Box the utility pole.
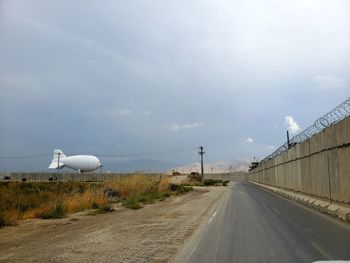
[198,146,205,182]
[229,165,232,174]
[287,130,291,149]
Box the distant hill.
[101,158,180,173]
[168,160,250,174]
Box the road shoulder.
[0,186,230,263]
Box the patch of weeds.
[0,214,5,228]
[161,192,171,198]
[168,183,178,192]
[70,218,79,221]
[203,179,223,186]
[168,184,193,194]
[98,204,114,213]
[158,192,171,201]
[138,193,158,204]
[92,202,99,209]
[122,197,141,209]
[40,202,66,219]
[176,185,193,194]
[223,181,229,186]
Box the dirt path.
[0,186,228,263]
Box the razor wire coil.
[260,97,350,164]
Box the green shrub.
[203,179,223,186]
[0,214,5,228]
[92,202,99,209]
[98,204,113,213]
[161,192,171,198]
[122,197,141,209]
[168,184,193,194]
[168,183,177,191]
[137,193,157,204]
[175,185,193,194]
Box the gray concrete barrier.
[0,172,164,182]
[249,116,350,204]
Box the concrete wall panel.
[249,116,350,204]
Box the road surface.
[175,182,350,263]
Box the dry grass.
[105,175,169,196]
[0,182,109,226]
[63,187,108,214]
[0,175,172,227]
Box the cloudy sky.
[0,0,349,171]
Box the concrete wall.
[204,172,247,181]
[249,116,350,204]
[0,172,163,182]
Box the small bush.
[137,193,157,204]
[40,202,65,219]
[178,186,193,194]
[168,184,193,194]
[168,183,177,191]
[223,181,229,186]
[203,179,223,186]
[189,173,202,182]
[122,197,141,209]
[161,192,171,198]
[98,204,113,213]
[92,202,99,209]
[0,214,5,228]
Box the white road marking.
[186,242,199,262]
[311,242,331,259]
[208,211,217,222]
[273,207,281,215]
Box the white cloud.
[182,123,204,129]
[107,108,133,116]
[266,145,275,150]
[143,111,152,115]
[285,116,302,134]
[163,124,180,131]
[163,122,204,131]
[118,108,132,115]
[245,137,254,143]
[313,75,346,90]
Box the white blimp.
[48,149,102,173]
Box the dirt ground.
[0,186,228,263]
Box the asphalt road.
[176,182,350,263]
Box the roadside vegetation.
[182,174,229,187]
[110,175,192,209]
[203,179,229,186]
[0,181,108,227]
[0,174,193,227]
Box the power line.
[0,154,50,160]
[98,147,196,158]
[0,147,196,160]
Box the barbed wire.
[260,97,350,163]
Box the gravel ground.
[0,186,228,263]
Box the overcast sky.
[0,0,349,171]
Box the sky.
[0,0,349,171]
